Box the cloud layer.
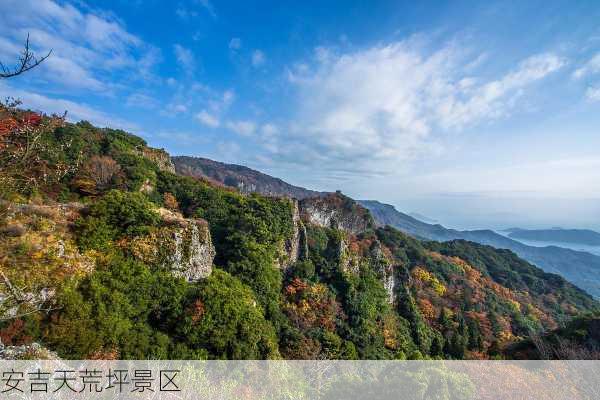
[273,40,564,176]
[0,0,159,94]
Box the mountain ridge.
[173,156,325,200]
[505,227,600,246]
[171,155,600,299]
[359,200,600,298]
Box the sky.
[1,0,599,230]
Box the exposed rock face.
[300,192,374,235]
[139,178,154,194]
[140,147,176,173]
[282,200,308,269]
[337,237,359,275]
[130,209,215,281]
[369,240,398,304]
[0,341,59,360]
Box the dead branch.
[0,34,52,79]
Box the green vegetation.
[75,190,160,251]
[0,103,597,360]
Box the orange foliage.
[466,311,493,339]
[418,298,436,322]
[187,299,205,324]
[87,347,120,360]
[0,318,32,345]
[163,192,179,211]
[284,278,342,332]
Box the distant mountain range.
[173,155,600,298]
[359,200,600,298]
[172,156,323,199]
[505,227,600,246]
[408,212,438,224]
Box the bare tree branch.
[0,34,52,79]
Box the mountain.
[172,157,600,300]
[172,156,324,199]
[1,103,597,361]
[359,200,600,298]
[506,227,600,246]
[409,212,438,224]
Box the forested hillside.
[0,103,597,360]
[360,200,600,298]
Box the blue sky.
[1,0,600,229]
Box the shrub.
[75,155,122,194]
[176,269,279,359]
[163,192,179,211]
[75,190,159,250]
[45,255,188,359]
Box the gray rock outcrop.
[130,209,215,281]
[299,192,374,235]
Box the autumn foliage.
[284,278,342,332]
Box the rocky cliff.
[140,147,176,174]
[128,208,215,281]
[0,201,94,321]
[281,199,308,269]
[300,192,375,235]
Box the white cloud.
[175,5,198,20]
[195,110,220,128]
[252,50,265,67]
[573,53,600,79]
[165,103,188,114]
[229,38,242,50]
[314,46,331,63]
[226,120,256,136]
[261,123,279,137]
[436,53,565,128]
[175,0,215,19]
[222,89,235,105]
[0,0,159,92]
[126,93,159,109]
[216,141,241,161]
[586,86,600,101]
[43,55,106,91]
[197,0,216,18]
[173,44,196,74]
[283,40,564,175]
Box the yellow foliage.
[508,299,521,313]
[412,266,446,296]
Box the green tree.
[175,269,279,359]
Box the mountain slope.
[172,157,600,300]
[506,227,600,246]
[359,200,600,298]
[173,156,324,199]
[1,103,597,360]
